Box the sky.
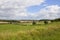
[0,0,60,20]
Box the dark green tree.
[32,20,36,25]
[44,21,48,24]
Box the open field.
[0,21,60,40]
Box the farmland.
[0,21,60,40]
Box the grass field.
[0,21,60,40]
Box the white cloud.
[36,5,60,19]
[0,0,60,20]
[45,5,60,13]
[16,13,28,17]
[0,0,45,8]
[24,5,60,20]
[0,0,45,20]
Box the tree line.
[0,18,60,24]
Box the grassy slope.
[0,22,60,40]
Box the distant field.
[0,21,45,32]
[0,21,60,40]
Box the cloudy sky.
[0,0,60,20]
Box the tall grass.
[0,22,60,40]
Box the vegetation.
[32,20,36,25]
[0,21,60,40]
[44,21,48,24]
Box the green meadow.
[0,21,60,40]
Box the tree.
[32,20,36,25]
[44,21,48,24]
